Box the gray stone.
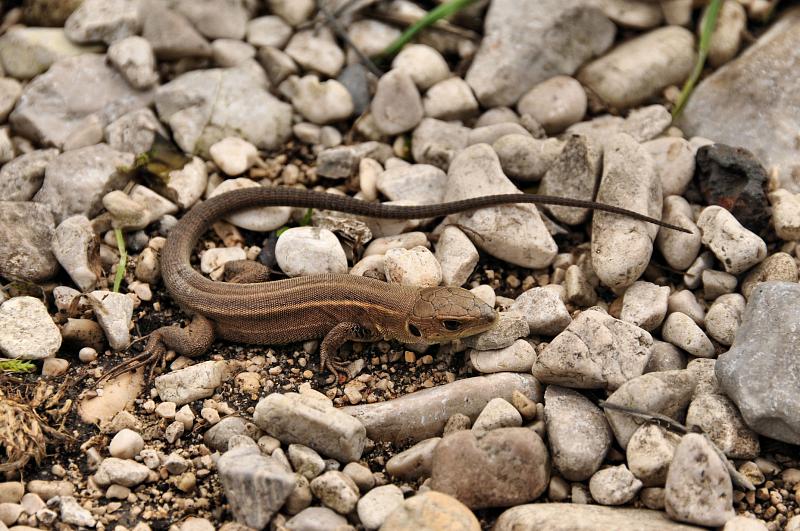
[93,457,150,487]
[620,281,669,332]
[533,309,653,391]
[493,134,563,182]
[10,54,153,149]
[141,1,211,59]
[203,416,259,452]
[254,392,366,463]
[0,78,21,122]
[51,495,95,527]
[538,134,601,225]
[385,438,440,481]
[466,0,615,107]
[0,201,58,282]
[544,385,611,481]
[589,465,642,506]
[678,8,800,191]
[0,296,62,360]
[155,361,229,406]
[423,77,479,121]
[246,16,292,48]
[218,446,296,529]
[0,27,99,80]
[371,69,424,135]
[64,0,141,44]
[357,484,404,530]
[88,290,134,351]
[285,28,344,78]
[494,503,703,530]
[626,424,681,487]
[716,281,800,444]
[107,36,158,89]
[343,373,542,445]
[105,108,166,155]
[52,215,100,292]
[392,44,450,90]
[686,393,759,459]
[463,312,529,351]
[377,164,446,204]
[411,118,469,171]
[467,123,530,147]
[282,75,354,125]
[509,287,571,336]
[211,39,255,68]
[469,339,536,374]
[286,507,348,531]
[175,0,249,40]
[156,65,292,156]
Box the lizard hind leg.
[320,322,379,383]
[98,314,216,384]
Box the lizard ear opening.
[407,323,422,337]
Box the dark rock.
[337,63,371,116]
[695,144,769,236]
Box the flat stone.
[0,201,58,282]
[88,290,134,351]
[465,0,615,107]
[381,491,480,531]
[285,507,347,531]
[10,54,152,149]
[495,503,704,530]
[686,393,759,459]
[469,339,536,374]
[93,457,150,487]
[342,373,542,445]
[678,8,800,191]
[430,427,549,509]
[544,385,612,481]
[0,296,62,360]
[254,392,366,463]
[626,424,681,487]
[385,438,440,481]
[155,361,229,406]
[538,134,601,224]
[715,282,800,444]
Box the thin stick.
[113,228,127,293]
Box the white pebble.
[697,206,767,275]
[517,75,586,134]
[384,246,442,288]
[276,227,348,277]
[209,137,258,176]
[391,44,450,90]
[620,281,670,331]
[662,312,715,358]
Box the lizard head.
[403,286,497,343]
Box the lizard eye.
[443,320,462,331]
[408,323,422,337]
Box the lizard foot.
[97,333,167,385]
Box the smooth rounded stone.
[467,125,529,151]
[544,385,612,481]
[516,76,586,134]
[667,289,705,326]
[217,446,296,529]
[475,107,520,127]
[591,134,661,289]
[662,312,715,358]
[702,269,737,300]
[411,118,469,170]
[620,282,669,332]
[155,66,291,155]
[705,0,746,67]
[445,144,557,268]
[656,196,702,271]
[665,433,735,527]
[0,502,23,525]
[41,357,68,377]
[372,69,424,136]
[741,252,798,299]
[255,392,366,463]
[0,78,22,122]
[0,149,58,202]
[697,206,766,275]
[391,44,450,90]
[364,233,428,258]
[705,294,745,347]
[87,290,133,351]
[463,312,529,351]
[107,36,157,89]
[644,341,687,373]
[716,282,800,444]
[537,135,601,225]
[471,398,523,435]
[470,285,496,308]
[465,0,614,107]
[494,503,701,531]
[0,296,61,360]
[284,27,343,77]
[686,393,759,459]
[469,340,536,374]
[286,506,348,531]
[108,429,144,460]
[430,427,549,509]
[492,134,563,182]
[246,15,291,48]
[309,471,359,515]
[687,358,721,398]
[383,246,442,288]
[64,0,140,44]
[723,516,769,531]
[287,444,325,481]
[276,227,348,277]
[0,483,23,504]
[604,370,696,449]
[422,77,479,121]
[266,0,313,26]
[343,373,542,444]
[381,491,479,531]
[209,179,292,232]
[434,226,479,288]
[155,360,228,407]
[385,438,440,481]
[508,287,571,336]
[533,309,653,391]
[640,486,666,510]
[0,201,58,282]
[93,457,150,488]
[282,75,354,126]
[33,143,133,224]
[626,424,681,487]
[0,26,98,80]
[644,137,695,197]
[211,38,255,67]
[350,255,386,280]
[342,462,374,493]
[768,189,800,240]
[357,484,403,530]
[209,137,258,176]
[578,26,695,109]
[597,0,662,28]
[345,20,400,64]
[377,164,446,204]
[589,465,642,506]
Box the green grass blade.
[0,360,36,374]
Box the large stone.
[0,149,60,202]
[0,201,58,282]
[495,504,703,530]
[64,0,142,44]
[430,428,549,509]
[715,281,800,444]
[678,8,800,191]
[342,373,542,445]
[0,27,100,80]
[0,296,62,360]
[155,65,292,156]
[10,54,153,149]
[465,0,615,107]
[380,492,480,531]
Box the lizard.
[105,187,688,383]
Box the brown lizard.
[107,187,687,382]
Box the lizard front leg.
[320,322,379,382]
[222,260,271,283]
